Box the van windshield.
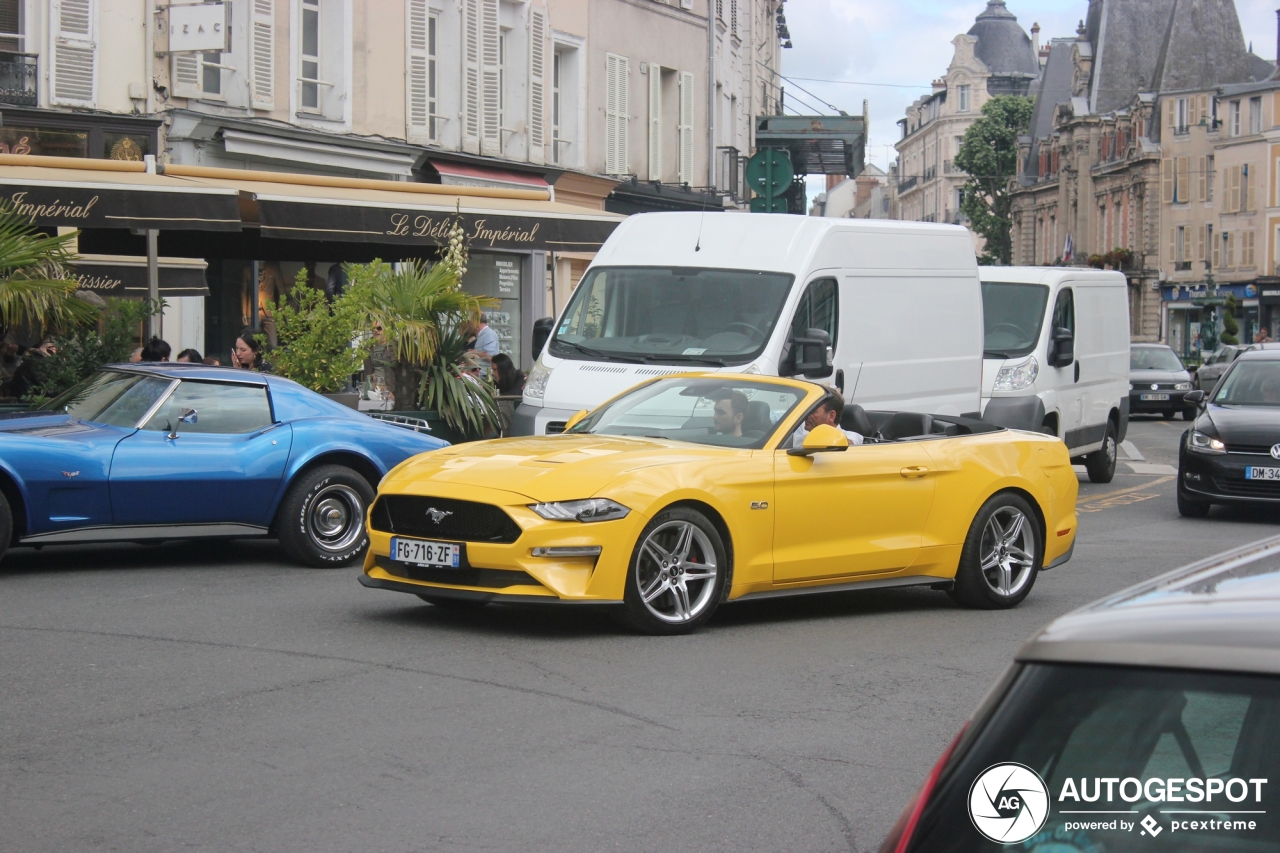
[981,282,1050,359]
[549,267,794,366]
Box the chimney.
[1031,22,1040,56]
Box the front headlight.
[1175,382,1193,391]
[993,357,1039,392]
[530,498,631,523]
[524,358,552,399]
[1189,430,1226,454]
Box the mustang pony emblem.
[425,507,453,524]
[61,471,80,478]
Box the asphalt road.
[2,417,1277,853]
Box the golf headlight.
[525,358,552,399]
[1189,430,1226,453]
[1175,382,1193,391]
[530,498,630,523]
[993,357,1039,392]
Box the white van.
[514,213,984,436]
[979,267,1130,482]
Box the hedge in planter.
[261,276,370,394]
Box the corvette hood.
[388,434,735,502]
[0,412,107,437]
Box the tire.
[619,507,728,635]
[277,465,375,567]
[417,594,489,610]
[1177,486,1211,518]
[1161,410,1176,420]
[1040,419,1057,437]
[1085,421,1118,484]
[949,493,1042,610]
[0,490,11,563]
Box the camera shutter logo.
[968,763,1050,844]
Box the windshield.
[981,282,1050,359]
[1214,361,1280,406]
[549,267,794,366]
[568,377,809,449]
[909,663,1280,852]
[39,370,173,427]
[1131,347,1185,371]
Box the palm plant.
[419,320,501,435]
[0,208,97,333]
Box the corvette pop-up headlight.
[1189,430,1226,453]
[524,358,552,399]
[530,499,630,523]
[993,357,1039,392]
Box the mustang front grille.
[369,495,523,543]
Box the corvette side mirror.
[564,409,589,432]
[167,408,197,440]
[787,423,849,457]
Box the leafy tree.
[954,95,1035,265]
[0,207,97,334]
[260,274,371,393]
[24,299,155,404]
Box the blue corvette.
[0,364,448,566]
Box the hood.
[1129,368,1190,384]
[1201,405,1280,447]
[387,434,739,502]
[0,412,103,437]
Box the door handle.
[1074,361,1080,383]
[900,466,930,479]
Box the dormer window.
[958,84,970,113]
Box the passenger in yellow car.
[711,390,749,437]
[790,386,864,447]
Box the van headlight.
[525,358,552,399]
[1189,430,1226,454]
[993,357,1039,392]
[530,499,630,523]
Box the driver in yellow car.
[711,390,749,437]
[789,386,864,448]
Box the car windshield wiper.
[554,340,645,364]
[641,355,728,366]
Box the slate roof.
[1022,39,1076,186]
[1247,51,1277,82]
[967,0,1040,77]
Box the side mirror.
[1184,390,1206,406]
[792,328,834,379]
[787,423,850,457]
[1049,327,1075,368]
[167,408,197,440]
[564,409,589,432]
[532,317,555,361]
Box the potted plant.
[23,298,154,405]
[259,274,370,406]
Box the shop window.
[0,127,86,157]
[462,253,523,367]
[103,132,150,162]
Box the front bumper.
[1180,447,1280,503]
[1129,390,1191,413]
[358,573,619,605]
[510,404,582,437]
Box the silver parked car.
[880,535,1280,852]
[1196,342,1280,393]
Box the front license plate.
[1140,393,1171,401]
[391,537,461,567]
[1247,467,1280,481]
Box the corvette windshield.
[568,377,808,450]
[1214,361,1280,406]
[981,282,1050,359]
[40,371,173,427]
[550,267,793,366]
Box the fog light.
[1185,472,1202,482]
[531,546,602,558]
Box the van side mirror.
[532,317,555,361]
[792,328,834,379]
[1184,390,1205,407]
[1049,327,1075,368]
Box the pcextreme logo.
[969,763,1050,844]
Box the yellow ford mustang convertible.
[359,375,1079,634]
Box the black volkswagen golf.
[1178,348,1280,517]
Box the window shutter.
[648,64,662,180]
[1230,166,1242,213]
[1162,159,1174,204]
[480,0,501,156]
[1167,228,1175,264]
[51,0,96,107]
[1245,231,1256,266]
[1197,156,1207,201]
[1188,98,1198,127]
[605,53,629,175]
[528,7,547,165]
[1197,225,1205,261]
[172,52,201,99]
[1245,163,1256,212]
[462,0,482,154]
[679,71,695,185]
[406,0,430,143]
[1166,102,1175,129]
[250,0,275,109]
[1199,94,1209,124]
[1176,156,1190,203]
[1227,232,1235,267]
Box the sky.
[782,0,1280,191]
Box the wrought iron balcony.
[0,52,37,107]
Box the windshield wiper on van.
[984,350,1019,359]
[555,340,645,364]
[641,355,728,366]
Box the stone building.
[895,0,1040,226]
[1010,0,1272,345]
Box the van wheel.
[1085,422,1118,484]
[949,493,1041,609]
[1040,419,1057,437]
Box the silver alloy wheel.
[636,520,718,624]
[307,484,365,553]
[979,506,1036,598]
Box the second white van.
[514,213,985,436]
[979,267,1131,483]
